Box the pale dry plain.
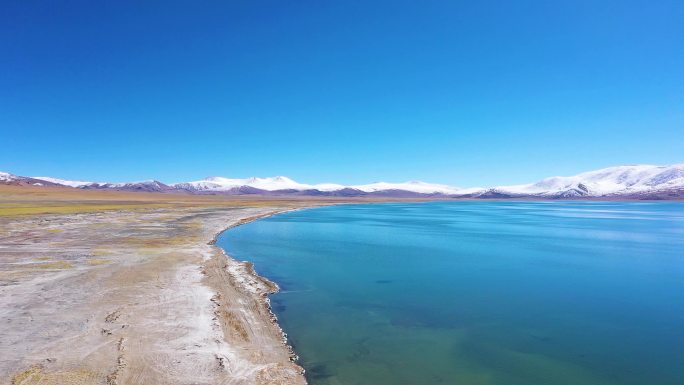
[0,186,379,385]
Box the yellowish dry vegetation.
[11,365,99,385]
[31,261,74,269]
[91,248,111,256]
[0,184,360,217]
[86,259,112,266]
[0,203,175,216]
[10,365,43,385]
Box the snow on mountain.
[351,181,463,195]
[32,176,95,188]
[310,183,348,192]
[174,176,465,194]
[212,176,311,191]
[174,176,309,192]
[30,176,172,192]
[7,164,684,198]
[495,164,684,197]
[175,176,347,192]
[1,172,67,187]
[0,172,17,182]
[85,180,173,192]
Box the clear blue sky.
[1,1,682,186]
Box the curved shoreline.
[0,188,408,384]
[206,206,320,383]
[1,205,319,385]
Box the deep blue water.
[217,201,684,385]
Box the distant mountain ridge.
[486,164,684,199]
[1,164,683,199]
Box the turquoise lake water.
[217,201,684,385]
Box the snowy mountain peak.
[181,176,308,191]
[32,176,95,188]
[5,163,684,199]
[272,176,292,182]
[351,181,463,194]
[0,172,16,181]
[494,164,684,197]
[170,175,467,194]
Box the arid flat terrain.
[0,186,367,385]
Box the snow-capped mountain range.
[490,164,684,198]
[173,176,472,195]
[1,164,683,199]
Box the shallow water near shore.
[217,201,684,385]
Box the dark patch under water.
[271,298,287,313]
[219,201,684,385]
[305,362,335,381]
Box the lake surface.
[217,201,684,385]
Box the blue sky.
[1,1,682,186]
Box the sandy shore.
[0,199,314,384]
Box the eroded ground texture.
[0,206,308,385]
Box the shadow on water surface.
[304,362,335,381]
[271,297,287,313]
